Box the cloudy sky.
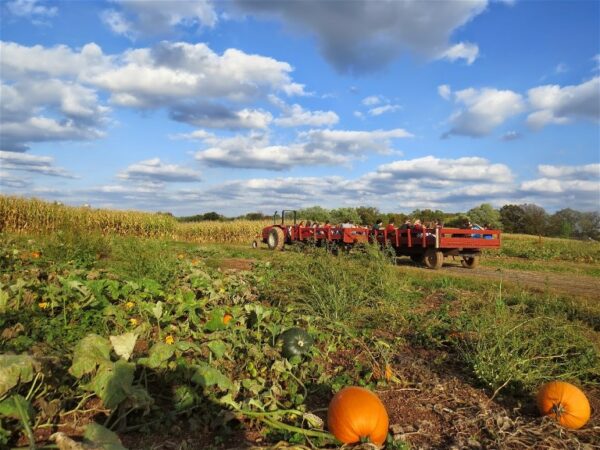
[1,0,599,215]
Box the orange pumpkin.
[30,251,41,259]
[327,386,389,445]
[537,381,591,429]
[223,313,233,325]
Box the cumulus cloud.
[270,97,338,127]
[0,40,309,148]
[439,42,479,65]
[537,163,600,180]
[443,87,525,137]
[90,41,305,109]
[102,0,217,39]
[169,102,272,129]
[234,0,487,73]
[526,77,600,129]
[118,158,202,183]
[0,150,76,178]
[194,127,413,170]
[0,79,109,151]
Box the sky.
[0,0,599,216]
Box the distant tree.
[578,211,600,240]
[297,206,331,223]
[385,212,408,226]
[201,212,224,221]
[330,207,361,225]
[356,206,380,226]
[467,203,501,229]
[244,212,270,221]
[499,204,526,233]
[548,208,579,238]
[520,204,548,235]
[411,209,445,224]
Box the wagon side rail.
[437,228,501,249]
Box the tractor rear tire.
[461,255,480,269]
[267,227,285,251]
[423,249,444,269]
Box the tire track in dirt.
[401,261,600,299]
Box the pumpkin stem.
[551,402,565,419]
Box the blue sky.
[1,0,599,215]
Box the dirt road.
[396,259,600,299]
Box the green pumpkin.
[279,327,313,359]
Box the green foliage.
[467,203,502,228]
[458,299,599,394]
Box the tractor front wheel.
[267,227,285,251]
[423,249,444,269]
[461,255,480,269]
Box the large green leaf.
[0,394,34,422]
[207,340,227,359]
[83,360,135,410]
[109,333,138,361]
[191,363,233,391]
[0,354,38,396]
[83,423,127,450]
[204,308,226,332]
[138,342,175,369]
[70,334,112,379]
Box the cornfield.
[0,196,267,244]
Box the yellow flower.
[177,253,185,260]
[165,335,175,345]
[129,318,138,326]
[219,288,226,294]
[125,301,135,309]
[38,302,49,309]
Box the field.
[1,198,600,449]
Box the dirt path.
[398,259,600,299]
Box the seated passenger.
[385,220,396,234]
[400,219,412,230]
[372,219,383,231]
[323,220,331,229]
[341,219,353,229]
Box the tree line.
[178,204,600,240]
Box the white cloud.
[118,158,202,182]
[102,0,217,38]
[438,84,451,100]
[526,77,600,129]
[375,156,513,184]
[353,111,365,119]
[234,0,487,73]
[362,95,381,106]
[169,103,273,129]
[90,41,305,108]
[501,130,521,141]
[444,87,525,137]
[170,129,214,141]
[0,150,75,178]
[0,171,30,189]
[194,127,413,170]
[537,163,600,180]
[101,10,135,40]
[7,0,57,18]
[368,104,401,116]
[440,42,479,65]
[272,101,339,127]
[0,79,109,151]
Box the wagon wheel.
[267,227,285,251]
[423,249,444,269]
[461,255,480,269]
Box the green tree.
[548,208,579,238]
[297,206,331,223]
[499,204,526,233]
[520,204,548,236]
[330,208,361,225]
[467,203,501,229]
[356,206,380,226]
